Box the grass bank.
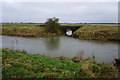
[1,23,119,41]
[1,23,62,37]
[74,24,119,41]
[1,48,119,78]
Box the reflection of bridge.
[38,25,82,32]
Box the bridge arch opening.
[66,29,72,36]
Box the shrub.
[45,17,62,33]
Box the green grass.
[74,24,119,41]
[1,48,119,78]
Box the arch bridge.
[38,25,83,33]
[61,25,82,33]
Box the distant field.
[61,23,118,27]
[2,23,82,27]
[1,23,118,27]
[61,24,83,26]
[2,23,41,27]
[85,24,118,27]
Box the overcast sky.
[2,1,118,23]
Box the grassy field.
[74,24,119,41]
[1,23,119,41]
[2,23,41,27]
[1,48,119,78]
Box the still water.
[2,35,119,63]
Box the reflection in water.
[10,37,18,50]
[44,37,60,51]
[10,40,14,50]
[76,50,84,59]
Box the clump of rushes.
[1,48,119,79]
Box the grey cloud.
[2,2,118,23]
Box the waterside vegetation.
[1,48,119,78]
[1,23,119,41]
[74,24,119,41]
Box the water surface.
[2,35,119,63]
